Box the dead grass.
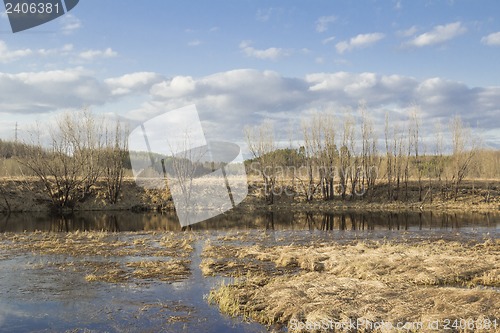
[206,238,500,332]
[127,259,190,281]
[1,231,196,284]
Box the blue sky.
[1,0,499,149]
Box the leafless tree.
[339,111,355,199]
[298,114,322,202]
[18,109,127,211]
[245,121,282,204]
[384,112,394,200]
[450,116,478,200]
[359,103,377,198]
[103,120,128,204]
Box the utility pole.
[14,122,18,143]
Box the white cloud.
[105,72,164,96]
[316,15,337,33]
[150,76,196,99]
[397,25,418,37]
[335,33,385,54]
[239,41,289,60]
[406,21,466,47]
[37,44,73,57]
[1,68,499,148]
[481,32,500,46]
[322,36,336,45]
[0,68,109,113]
[60,14,82,35]
[142,69,500,145]
[78,48,117,61]
[0,40,32,63]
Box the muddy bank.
[204,233,500,332]
[0,177,174,213]
[0,177,499,214]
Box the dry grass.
[206,238,500,332]
[127,259,190,281]
[1,231,196,284]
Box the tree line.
[245,105,496,204]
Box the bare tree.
[450,116,478,200]
[339,111,355,199]
[410,107,424,201]
[245,121,282,204]
[298,114,322,202]
[320,113,337,200]
[58,109,105,200]
[103,120,128,204]
[393,123,405,201]
[20,120,87,210]
[384,112,394,200]
[359,103,377,198]
[18,109,126,212]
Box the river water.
[0,210,498,332]
[1,210,499,232]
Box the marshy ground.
[0,230,498,332]
[204,231,499,332]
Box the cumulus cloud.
[397,25,418,37]
[316,15,337,32]
[105,72,164,96]
[406,21,466,47]
[78,48,117,61]
[481,32,500,46]
[1,68,499,147]
[0,40,32,63]
[0,68,110,113]
[239,41,289,60]
[335,33,385,54]
[129,69,500,145]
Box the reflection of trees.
[265,212,275,230]
[0,213,9,233]
[50,214,122,232]
[1,210,497,233]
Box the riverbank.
[0,177,499,214]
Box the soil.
[0,177,499,214]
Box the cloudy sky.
[1,0,499,150]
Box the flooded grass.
[205,233,500,332]
[1,228,499,332]
[0,231,196,285]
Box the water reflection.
[0,210,498,233]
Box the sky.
[1,0,499,151]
